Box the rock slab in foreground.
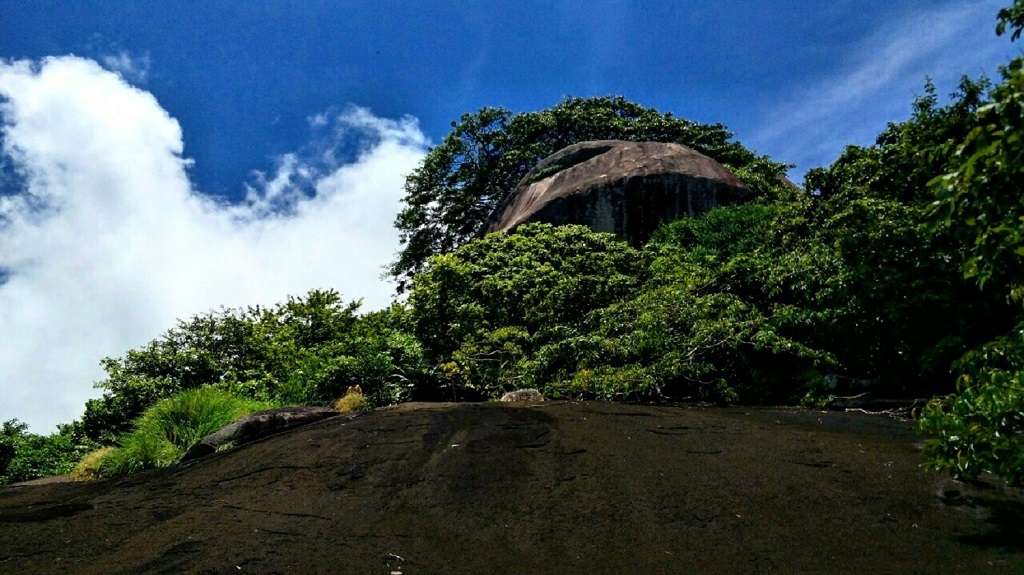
[488,140,751,245]
[181,405,340,461]
[1,402,1022,574]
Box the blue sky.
[2,0,1018,193]
[0,0,1020,430]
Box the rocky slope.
[1,402,1022,574]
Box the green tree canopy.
[931,59,1024,303]
[0,420,94,485]
[918,52,1024,485]
[82,290,425,442]
[408,223,646,399]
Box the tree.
[589,203,835,403]
[931,59,1024,304]
[82,290,426,442]
[997,0,1024,41]
[800,77,1008,393]
[408,224,646,399]
[391,96,785,289]
[918,56,1024,485]
[0,420,94,486]
[0,420,25,478]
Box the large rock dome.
[487,140,750,244]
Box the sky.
[0,0,1020,431]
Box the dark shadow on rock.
[0,501,93,523]
[955,497,1024,552]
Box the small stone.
[499,389,544,403]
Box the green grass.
[100,388,272,476]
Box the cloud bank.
[0,56,427,431]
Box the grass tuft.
[101,388,271,476]
[333,385,368,413]
[70,447,116,481]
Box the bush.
[548,365,659,401]
[917,326,1024,485]
[99,388,271,476]
[633,206,829,399]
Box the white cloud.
[0,56,428,432]
[750,0,1012,180]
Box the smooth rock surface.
[2,402,1021,574]
[488,140,750,244]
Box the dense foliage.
[406,213,832,403]
[409,223,647,399]
[801,77,1012,386]
[918,326,1024,484]
[931,61,1024,304]
[406,167,1005,407]
[916,53,1024,485]
[578,204,833,403]
[0,420,94,485]
[81,290,425,442]
[391,96,788,289]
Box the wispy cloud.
[0,57,428,431]
[750,0,1012,179]
[100,50,151,83]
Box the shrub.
[605,205,836,402]
[548,365,659,401]
[917,326,1024,485]
[100,388,271,476]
